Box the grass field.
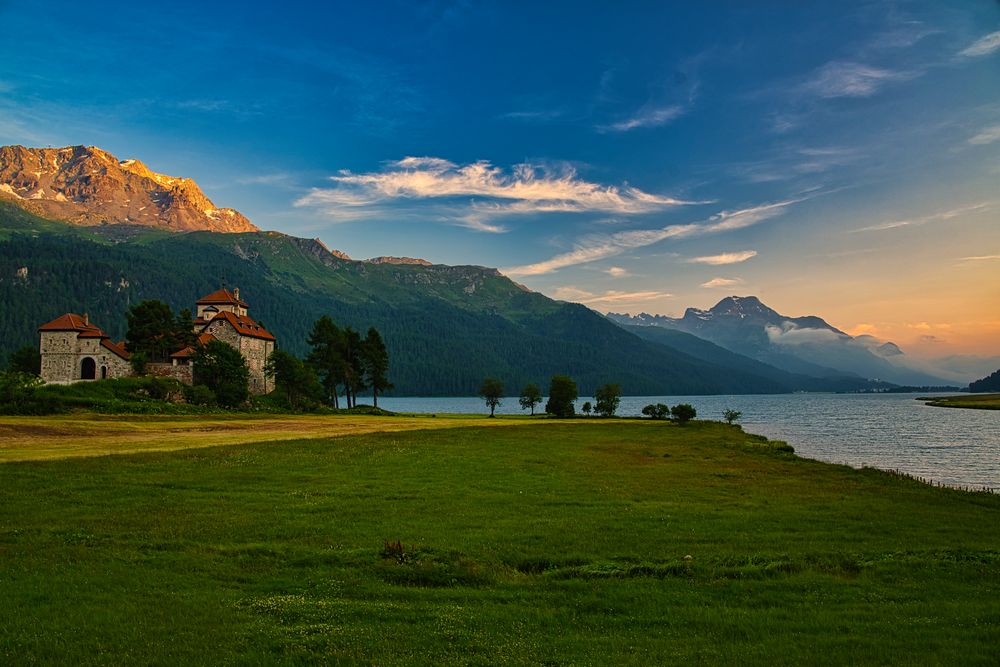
[921,393,1000,410]
[2,416,999,664]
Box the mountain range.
[0,143,973,395]
[607,296,951,386]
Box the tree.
[306,315,347,408]
[723,408,743,425]
[642,403,670,420]
[361,327,393,408]
[594,383,622,417]
[125,300,196,364]
[671,403,697,425]
[581,401,592,417]
[6,345,40,376]
[126,300,176,362]
[342,327,365,408]
[192,339,249,408]
[545,375,577,418]
[265,350,321,411]
[479,377,504,417]
[518,383,542,415]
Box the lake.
[377,393,1000,491]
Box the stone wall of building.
[239,336,274,395]
[39,332,131,384]
[39,331,80,383]
[147,362,194,385]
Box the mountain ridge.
[0,145,257,233]
[607,296,950,386]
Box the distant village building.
[38,288,276,394]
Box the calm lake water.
[378,393,1000,491]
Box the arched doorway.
[81,357,96,380]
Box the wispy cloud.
[959,254,1000,261]
[605,266,628,277]
[803,61,913,98]
[504,200,794,276]
[969,125,1000,146]
[852,202,991,233]
[958,30,1000,58]
[295,157,698,231]
[689,250,758,265]
[701,277,744,289]
[601,105,685,133]
[551,286,672,306]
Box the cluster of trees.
[125,300,197,370]
[641,402,697,424]
[265,318,392,411]
[480,376,627,419]
[304,317,391,409]
[478,376,581,418]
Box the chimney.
[233,287,240,300]
[83,313,89,326]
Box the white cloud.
[605,266,628,277]
[551,287,672,306]
[602,105,685,132]
[960,254,1000,261]
[504,200,795,276]
[969,125,1000,145]
[853,202,991,233]
[958,30,1000,58]
[803,62,911,98]
[295,157,697,229]
[689,250,758,265]
[765,323,844,346]
[701,277,744,288]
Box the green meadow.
[922,393,1000,410]
[1,417,998,665]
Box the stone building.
[38,288,276,394]
[38,313,132,383]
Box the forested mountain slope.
[0,202,795,396]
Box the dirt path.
[0,414,530,462]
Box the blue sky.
[1,1,998,356]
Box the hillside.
[0,202,796,396]
[969,369,1000,393]
[0,145,257,233]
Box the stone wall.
[39,331,80,383]
[239,336,273,395]
[39,332,131,384]
[147,362,194,385]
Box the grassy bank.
[921,393,1000,410]
[1,418,999,664]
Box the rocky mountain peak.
[0,144,258,233]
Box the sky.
[0,0,998,359]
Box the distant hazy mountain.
[0,145,257,233]
[608,296,951,386]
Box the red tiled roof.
[38,313,107,337]
[196,288,248,307]
[208,310,276,341]
[101,338,131,360]
[170,333,217,358]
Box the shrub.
[183,384,217,406]
[723,408,743,425]
[671,403,697,424]
[642,403,670,420]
